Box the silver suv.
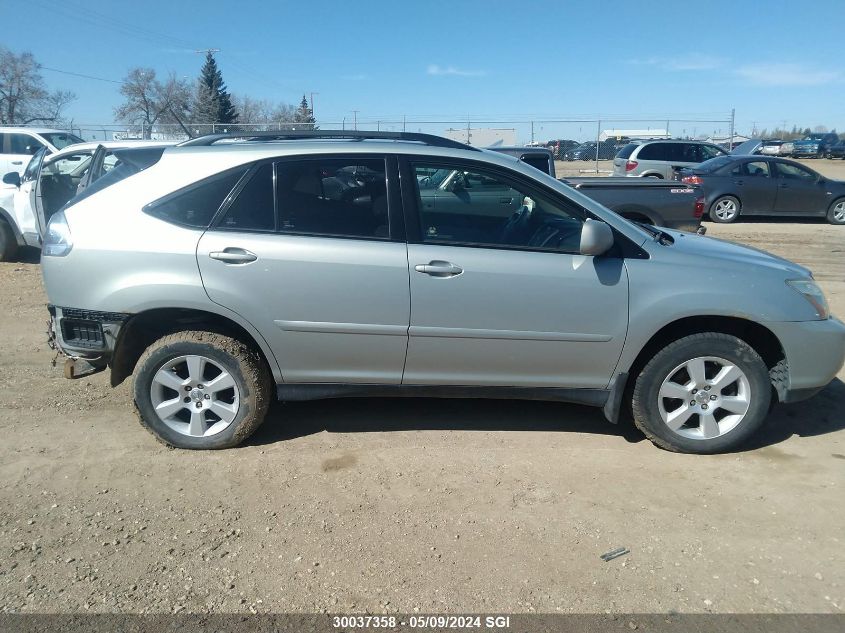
[613,140,727,178]
[39,131,845,453]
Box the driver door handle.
[414,261,463,277]
[209,248,258,264]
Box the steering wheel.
[501,197,536,244]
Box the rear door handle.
[11,161,22,165]
[209,248,257,264]
[499,197,513,204]
[414,261,463,277]
[733,179,744,186]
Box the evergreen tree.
[293,94,317,130]
[193,52,238,125]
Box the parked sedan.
[679,155,845,225]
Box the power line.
[40,66,124,85]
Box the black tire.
[828,198,845,225]
[0,219,18,262]
[631,333,772,454]
[133,331,272,449]
[709,195,741,223]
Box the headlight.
[43,211,73,257]
[786,279,829,320]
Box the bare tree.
[234,95,296,130]
[0,47,76,124]
[114,68,191,138]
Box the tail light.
[694,196,705,218]
[682,175,703,185]
[625,160,638,172]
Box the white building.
[599,129,671,141]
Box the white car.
[0,127,84,177]
[0,140,173,260]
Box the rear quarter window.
[144,168,247,228]
[519,154,551,174]
[616,143,638,159]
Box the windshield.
[40,132,85,150]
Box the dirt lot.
[0,221,843,614]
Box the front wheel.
[631,333,772,453]
[709,195,740,223]
[133,331,272,449]
[828,199,845,225]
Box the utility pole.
[729,108,735,148]
[195,48,220,57]
[309,92,319,118]
[352,110,358,130]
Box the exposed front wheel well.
[110,308,273,387]
[621,316,787,408]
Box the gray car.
[613,140,727,179]
[37,131,845,454]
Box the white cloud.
[627,54,724,71]
[734,63,840,86]
[426,64,486,77]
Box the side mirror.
[2,171,21,188]
[579,219,614,256]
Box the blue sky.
[3,0,844,141]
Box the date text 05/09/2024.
[332,615,512,629]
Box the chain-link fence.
[44,113,737,173]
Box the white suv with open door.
[0,127,84,177]
[0,140,173,260]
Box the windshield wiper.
[634,221,673,245]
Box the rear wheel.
[631,333,771,453]
[133,331,272,449]
[0,219,18,262]
[828,199,845,225]
[709,195,740,223]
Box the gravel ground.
[0,221,843,615]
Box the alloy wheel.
[657,356,751,440]
[149,354,240,437]
[834,201,845,223]
[712,199,738,221]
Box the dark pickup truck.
[491,146,704,232]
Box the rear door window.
[731,161,770,177]
[275,158,389,239]
[217,163,275,232]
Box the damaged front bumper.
[47,305,128,378]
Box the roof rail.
[177,129,480,151]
